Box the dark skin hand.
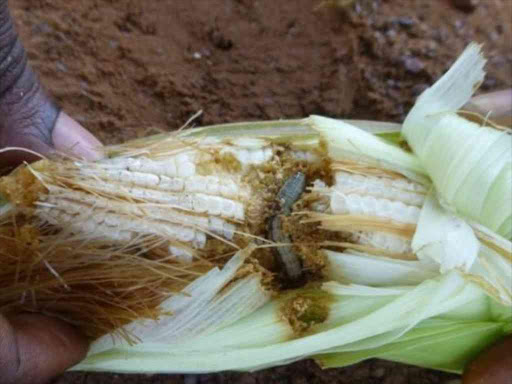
[1,0,98,383]
[0,315,90,384]
[0,0,101,169]
[463,335,512,384]
[0,0,511,383]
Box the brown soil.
[11,0,511,383]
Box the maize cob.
[0,117,496,335]
[0,122,429,335]
[0,43,510,376]
[25,140,272,256]
[309,170,426,255]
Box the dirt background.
[10,0,512,383]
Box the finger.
[0,313,89,384]
[52,112,103,161]
[0,0,102,168]
[0,110,104,169]
[463,335,512,384]
[0,0,57,167]
[0,110,104,170]
[464,89,512,127]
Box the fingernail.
[465,89,512,127]
[52,112,104,161]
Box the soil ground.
[10,0,511,383]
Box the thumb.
[1,111,103,169]
[464,89,512,128]
[0,313,89,384]
[0,0,102,168]
[51,112,103,161]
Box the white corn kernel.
[159,176,185,191]
[331,193,420,224]
[324,172,423,255]
[220,146,273,166]
[185,176,208,193]
[209,216,224,233]
[250,149,265,164]
[177,162,196,178]
[39,206,206,245]
[39,187,240,247]
[291,150,320,163]
[192,194,208,214]
[334,172,426,207]
[80,169,161,188]
[219,179,239,198]
[222,222,236,240]
[175,152,197,178]
[193,231,207,248]
[130,157,178,177]
[236,149,250,164]
[207,196,222,216]
[208,217,236,240]
[32,140,266,254]
[168,246,194,263]
[205,176,220,194]
[97,157,179,178]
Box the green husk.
[403,43,512,239]
[74,271,500,373]
[1,42,510,376]
[316,318,508,373]
[72,43,510,374]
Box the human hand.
[461,88,511,384]
[0,0,102,170]
[463,89,512,128]
[463,335,512,384]
[0,314,89,384]
[1,1,96,383]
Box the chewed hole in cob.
[0,127,428,340]
[1,42,509,375]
